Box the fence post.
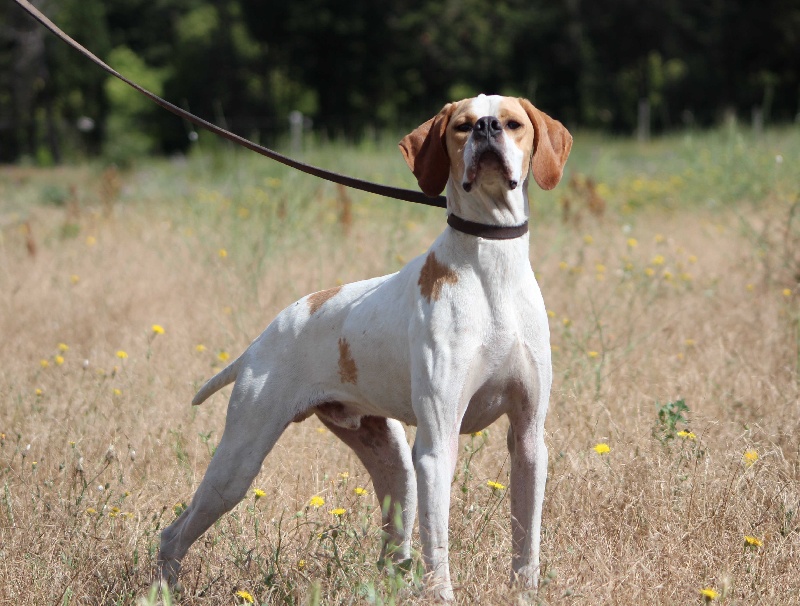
[637,98,651,142]
[289,110,304,154]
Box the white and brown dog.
[159,94,571,599]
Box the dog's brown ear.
[519,98,572,190]
[399,103,456,197]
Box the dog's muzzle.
[463,116,517,192]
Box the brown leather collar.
[447,214,529,240]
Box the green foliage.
[654,399,690,443]
[103,46,170,166]
[137,583,174,606]
[3,0,800,160]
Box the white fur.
[159,94,556,601]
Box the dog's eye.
[455,122,473,132]
[507,120,522,130]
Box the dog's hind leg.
[158,381,292,586]
[318,415,416,562]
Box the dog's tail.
[192,357,241,406]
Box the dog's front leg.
[507,374,550,589]
[412,416,460,601]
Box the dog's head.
[399,95,572,199]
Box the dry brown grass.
[1,131,799,605]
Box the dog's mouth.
[463,148,517,193]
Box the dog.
[158,94,572,600]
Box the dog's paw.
[425,578,455,602]
[432,585,455,602]
[156,556,182,590]
[512,564,540,590]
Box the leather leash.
[12,0,447,209]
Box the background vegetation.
[2,0,800,164]
[1,125,799,603]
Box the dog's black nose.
[474,116,502,138]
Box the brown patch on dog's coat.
[308,286,342,315]
[418,252,458,302]
[338,338,358,384]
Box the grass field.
[1,125,799,605]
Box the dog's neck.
[445,176,530,230]
[438,175,532,278]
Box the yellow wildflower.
[684,339,696,347]
[253,488,266,499]
[58,343,69,352]
[654,234,665,243]
[40,359,49,368]
[593,443,611,455]
[644,267,655,277]
[558,261,568,271]
[116,350,128,359]
[35,388,43,396]
[235,590,254,604]
[354,487,368,496]
[151,324,165,335]
[744,535,763,548]
[86,236,97,246]
[487,480,506,491]
[627,237,638,248]
[688,254,697,264]
[297,559,306,570]
[55,355,65,366]
[218,248,228,258]
[588,351,599,358]
[217,351,230,362]
[595,263,606,273]
[583,234,594,244]
[338,471,349,479]
[316,427,327,434]
[746,283,754,292]
[651,254,665,266]
[309,495,325,508]
[783,288,792,297]
[547,310,555,318]
[677,430,696,440]
[699,588,719,601]
[330,508,346,516]
[562,317,571,327]
[113,388,122,396]
[195,344,206,352]
[85,507,97,515]
[70,274,80,284]
[743,450,758,467]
